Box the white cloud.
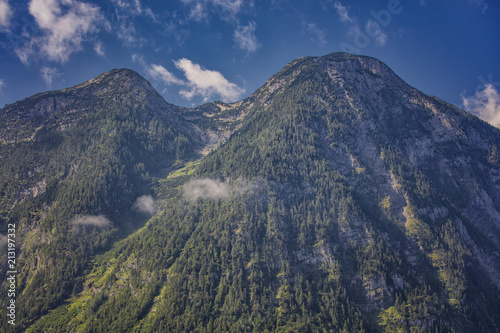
[94,41,104,56]
[334,1,353,23]
[70,215,112,228]
[0,79,5,91]
[234,21,260,52]
[0,0,12,31]
[174,58,245,102]
[40,66,60,86]
[22,0,103,64]
[133,195,158,215]
[366,19,387,46]
[462,84,500,128]
[147,64,184,85]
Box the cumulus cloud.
[40,66,60,86]
[70,215,112,228]
[234,21,260,52]
[366,19,387,46]
[147,64,184,85]
[462,84,500,128]
[138,56,244,102]
[334,1,353,23]
[0,0,12,31]
[174,58,245,102]
[183,178,254,202]
[133,195,157,215]
[21,0,103,63]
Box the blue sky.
[0,0,499,126]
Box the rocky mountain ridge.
[1,52,500,332]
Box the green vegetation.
[1,57,500,332]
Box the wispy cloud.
[183,178,254,202]
[94,41,105,56]
[366,19,387,46]
[0,79,5,92]
[188,2,208,22]
[302,20,326,45]
[70,215,112,228]
[181,0,247,20]
[110,0,156,47]
[462,84,500,128]
[468,0,488,13]
[111,0,155,19]
[116,20,146,47]
[174,58,245,102]
[147,64,184,85]
[234,21,260,52]
[164,19,191,45]
[40,66,60,86]
[133,195,158,215]
[334,1,353,23]
[131,53,146,66]
[0,0,12,31]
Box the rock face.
[1,53,500,332]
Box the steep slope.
[2,53,500,332]
[0,69,203,329]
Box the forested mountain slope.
[0,68,203,329]
[1,53,500,332]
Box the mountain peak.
[67,68,157,96]
[0,68,173,143]
[322,51,370,61]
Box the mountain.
[1,53,500,332]
[0,68,204,329]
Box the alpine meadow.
[1,53,500,332]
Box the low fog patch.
[70,215,112,228]
[133,195,158,215]
[183,178,255,202]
